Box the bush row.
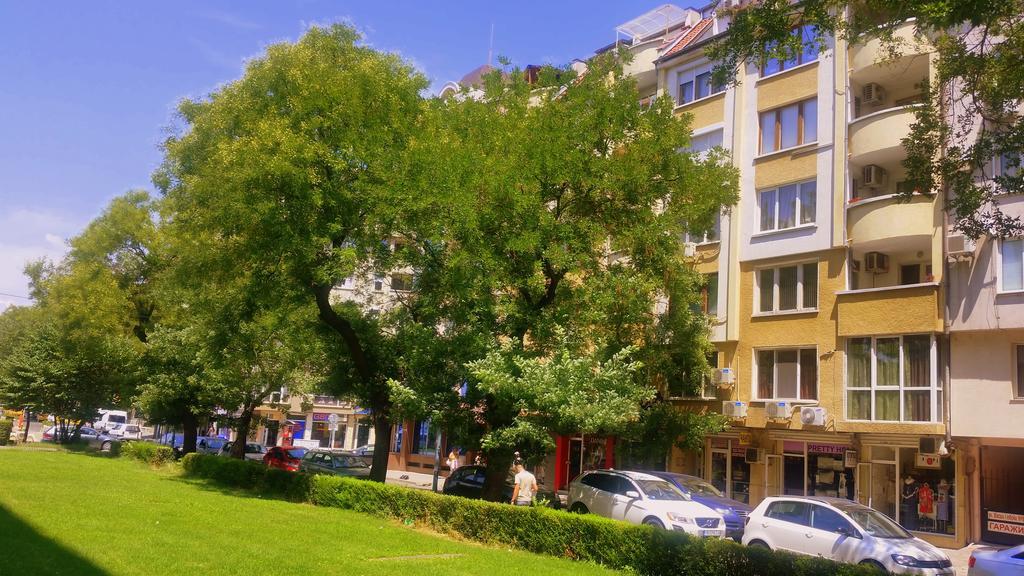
[120,441,174,465]
[181,454,878,576]
[0,419,12,446]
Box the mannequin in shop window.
[901,476,919,530]
[935,479,950,534]
[918,481,936,531]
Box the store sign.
[844,450,858,469]
[808,443,848,455]
[312,413,331,422]
[988,511,1024,536]
[916,452,942,469]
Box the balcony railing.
[836,283,942,336]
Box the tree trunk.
[231,404,255,459]
[482,450,514,502]
[182,411,199,454]
[369,412,391,483]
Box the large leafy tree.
[156,24,429,479]
[707,0,1024,238]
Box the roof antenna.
[487,21,494,66]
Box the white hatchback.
[567,469,725,538]
[742,496,954,575]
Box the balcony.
[849,21,932,75]
[836,283,942,337]
[849,105,922,165]
[621,39,661,94]
[847,194,936,246]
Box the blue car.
[644,471,752,540]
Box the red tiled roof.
[659,17,713,59]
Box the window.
[413,419,438,455]
[1016,345,1024,399]
[390,274,412,292]
[759,180,817,231]
[684,211,721,244]
[675,64,725,106]
[703,273,719,317]
[810,505,855,535]
[765,500,810,525]
[760,25,820,76]
[581,472,613,491]
[756,262,818,313]
[996,152,1021,178]
[845,335,938,422]
[1001,238,1024,291]
[759,99,817,154]
[373,274,385,291]
[392,423,403,453]
[687,129,724,155]
[756,348,818,400]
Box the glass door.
[567,438,584,483]
[871,462,897,520]
[710,449,729,496]
[765,454,783,497]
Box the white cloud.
[196,9,262,31]
[0,208,83,309]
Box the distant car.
[107,424,142,440]
[351,444,374,457]
[299,449,372,478]
[220,442,267,461]
[264,446,308,472]
[196,436,228,455]
[742,496,954,575]
[969,544,1024,576]
[442,464,561,509]
[644,471,752,541]
[567,469,725,537]
[93,410,128,433]
[43,425,103,443]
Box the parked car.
[567,469,725,538]
[264,446,308,472]
[196,436,228,455]
[351,444,374,457]
[93,410,128,432]
[43,425,103,443]
[969,544,1024,576]
[644,471,752,541]
[442,464,561,509]
[219,442,267,461]
[298,449,371,478]
[742,496,954,575]
[107,423,142,440]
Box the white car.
[969,544,1024,576]
[567,469,726,538]
[107,424,142,440]
[742,496,954,575]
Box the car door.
[805,504,860,561]
[761,500,812,554]
[608,476,645,524]
[580,473,614,517]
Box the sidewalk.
[385,468,445,492]
[938,543,986,575]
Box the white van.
[94,410,129,432]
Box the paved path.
[939,543,987,575]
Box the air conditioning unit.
[863,164,887,187]
[766,401,792,420]
[919,437,946,455]
[714,367,736,386]
[722,401,748,418]
[864,251,890,274]
[745,447,765,465]
[947,233,977,258]
[862,82,885,106]
[683,242,697,258]
[800,406,827,426]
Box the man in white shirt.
[511,460,537,506]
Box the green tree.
[706,0,1024,238]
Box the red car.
[263,446,308,471]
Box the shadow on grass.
[0,503,109,575]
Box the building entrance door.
[568,438,583,483]
[871,462,897,521]
[265,421,279,447]
[856,463,872,506]
[981,445,1024,545]
[765,454,783,498]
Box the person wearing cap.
[510,459,537,506]
[900,476,919,530]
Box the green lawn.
[0,449,617,576]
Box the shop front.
[553,435,616,491]
[707,436,752,504]
[310,412,347,448]
[979,444,1024,545]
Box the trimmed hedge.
[121,441,174,466]
[182,454,879,576]
[0,419,12,446]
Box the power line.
[0,292,32,301]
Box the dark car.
[196,436,229,455]
[442,465,561,509]
[264,446,308,472]
[298,449,371,478]
[644,471,752,540]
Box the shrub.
[0,419,12,446]
[182,454,879,576]
[121,441,174,466]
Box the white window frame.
[995,152,1021,178]
[673,62,725,107]
[752,346,818,401]
[757,179,817,232]
[684,211,722,245]
[844,334,939,423]
[998,237,1024,293]
[754,261,818,315]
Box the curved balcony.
[849,105,921,165]
[847,193,936,249]
[849,20,932,75]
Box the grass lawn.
[0,449,618,576]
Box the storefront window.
[898,447,955,536]
[807,444,854,500]
[310,420,345,449]
[356,421,372,448]
[413,419,438,455]
[392,423,403,453]
[731,447,751,504]
[708,438,751,503]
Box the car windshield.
[836,504,911,538]
[286,448,307,458]
[127,426,139,432]
[109,415,126,424]
[636,479,689,501]
[677,477,723,497]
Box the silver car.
[299,449,371,478]
[969,544,1024,576]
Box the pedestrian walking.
[447,448,460,471]
[510,459,537,507]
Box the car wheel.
[642,517,666,529]
[100,441,111,452]
[858,560,888,575]
[569,502,589,514]
[748,540,771,550]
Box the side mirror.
[837,526,860,539]
[625,490,641,500]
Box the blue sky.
[0,0,664,308]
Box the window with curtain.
[759,179,817,231]
[756,262,818,313]
[1001,238,1024,291]
[846,335,937,421]
[675,63,724,106]
[756,347,817,400]
[759,99,818,154]
[760,25,820,76]
[703,273,719,316]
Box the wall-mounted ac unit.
[745,447,765,465]
[862,82,885,105]
[766,401,792,420]
[683,242,697,258]
[714,367,736,385]
[919,437,947,455]
[865,251,890,274]
[863,164,887,187]
[947,233,977,258]
[722,401,748,418]
[800,406,827,426]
